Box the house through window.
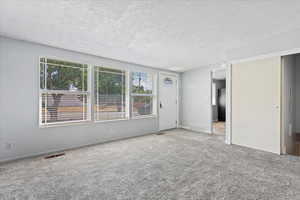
[40,58,90,125]
[39,58,157,126]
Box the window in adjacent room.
[40,58,90,125]
[131,71,155,117]
[94,67,127,121]
[212,82,217,106]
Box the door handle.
[160,102,163,109]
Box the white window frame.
[130,71,157,119]
[93,66,129,122]
[39,57,92,127]
[38,57,158,128]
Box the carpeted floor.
[1,129,300,200]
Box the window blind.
[94,67,126,121]
[40,58,90,125]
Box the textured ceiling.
[1,0,300,71]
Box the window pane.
[212,83,216,105]
[132,96,153,117]
[41,93,88,124]
[132,72,153,94]
[40,63,45,89]
[43,58,85,68]
[94,67,126,121]
[41,58,88,91]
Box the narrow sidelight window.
[131,72,155,117]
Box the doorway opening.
[281,53,300,156]
[211,69,226,136]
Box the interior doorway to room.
[281,53,300,156]
[211,69,226,135]
[159,73,178,131]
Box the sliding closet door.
[231,57,281,154]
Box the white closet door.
[231,57,281,154]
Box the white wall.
[0,38,4,147]
[294,55,300,133]
[0,37,179,162]
[181,67,212,133]
[181,66,226,133]
[212,70,226,80]
[231,57,281,154]
[281,55,296,154]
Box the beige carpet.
[1,129,300,200]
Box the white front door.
[159,73,178,131]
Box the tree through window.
[94,67,127,121]
[40,58,90,125]
[131,72,155,117]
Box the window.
[94,67,127,121]
[39,58,157,126]
[131,72,155,117]
[40,58,90,125]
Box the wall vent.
[44,152,65,159]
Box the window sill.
[94,118,129,124]
[39,116,157,128]
[131,115,157,120]
[40,120,92,128]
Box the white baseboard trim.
[0,130,158,164]
[180,125,212,135]
[181,125,232,146]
